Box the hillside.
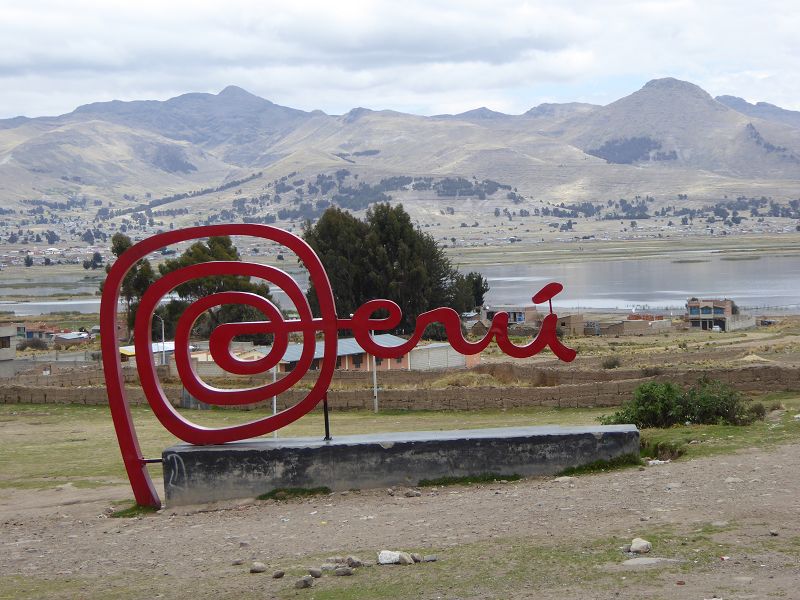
[716,95,800,131]
[1,77,800,256]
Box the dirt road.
[2,440,799,599]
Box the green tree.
[303,204,485,332]
[24,255,33,267]
[302,207,372,320]
[102,233,157,334]
[159,236,275,344]
[464,272,489,308]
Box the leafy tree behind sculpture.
[465,271,490,308]
[103,234,275,344]
[299,206,372,321]
[101,233,157,335]
[303,204,489,333]
[158,236,274,344]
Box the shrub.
[17,338,48,351]
[602,377,763,428]
[602,355,621,369]
[681,376,752,425]
[641,366,662,377]
[422,321,467,341]
[747,402,766,421]
[601,381,682,427]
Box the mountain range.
[1,77,800,215]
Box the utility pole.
[153,314,166,366]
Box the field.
[2,390,800,599]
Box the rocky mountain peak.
[640,77,715,102]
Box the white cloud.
[0,0,798,117]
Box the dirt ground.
[2,320,799,598]
[2,439,800,600]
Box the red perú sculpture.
[101,224,577,507]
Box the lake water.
[482,253,800,313]
[2,253,798,316]
[0,298,106,316]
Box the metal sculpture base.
[162,425,639,506]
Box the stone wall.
[0,384,183,406]
[2,364,797,410]
[0,365,166,388]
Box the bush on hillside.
[601,377,763,428]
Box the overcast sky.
[1,0,798,119]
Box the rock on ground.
[249,561,267,573]
[346,556,363,567]
[378,550,401,564]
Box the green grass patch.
[257,486,331,501]
[640,436,687,460]
[1,394,798,496]
[276,522,732,600]
[558,453,642,476]
[759,535,800,560]
[109,503,159,518]
[637,394,800,461]
[418,473,521,487]
[0,575,89,600]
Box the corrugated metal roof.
[54,332,89,340]
[119,341,176,357]
[258,334,408,364]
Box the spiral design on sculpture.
[104,225,338,447]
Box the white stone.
[397,552,414,565]
[249,561,267,573]
[378,550,401,564]
[553,476,575,483]
[630,538,652,554]
[725,477,744,484]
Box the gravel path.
[2,442,800,599]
